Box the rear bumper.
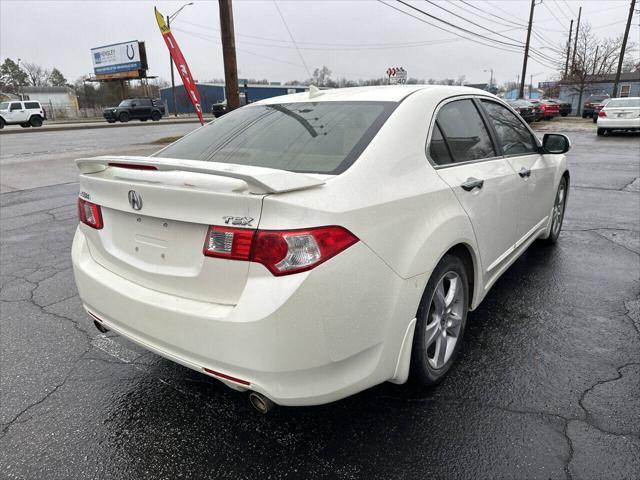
[597,117,640,130]
[72,227,418,406]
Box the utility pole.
[519,0,536,99]
[564,19,573,78]
[218,0,240,111]
[592,45,599,75]
[612,0,636,97]
[571,6,582,72]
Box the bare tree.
[22,62,50,86]
[563,24,633,114]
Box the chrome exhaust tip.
[248,392,275,414]
[93,319,109,333]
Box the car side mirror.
[542,133,570,154]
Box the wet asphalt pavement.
[1,127,639,479]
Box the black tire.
[107,119,116,124]
[0,117,4,129]
[151,111,161,121]
[542,176,568,245]
[593,116,597,123]
[582,113,587,118]
[20,123,31,128]
[411,254,469,387]
[597,128,606,136]
[561,112,568,117]
[118,112,130,123]
[140,118,147,122]
[29,115,43,127]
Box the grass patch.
[152,135,183,144]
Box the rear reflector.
[78,198,103,229]
[203,225,358,276]
[202,367,251,386]
[108,162,158,170]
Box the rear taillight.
[203,226,255,260]
[598,110,606,117]
[203,225,358,276]
[77,198,103,229]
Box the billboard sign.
[91,41,143,75]
[538,81,558,89]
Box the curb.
[0,118,207,135]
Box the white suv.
[0,100,46,128]
[72,86,570,412]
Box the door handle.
[461,177,484,191]
[518,167,531,178]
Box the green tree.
[48,68,67,86]
[0,58,28,94]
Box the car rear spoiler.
[75,156,326,194]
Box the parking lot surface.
[1,127,639,479]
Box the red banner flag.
[154,7,204,125]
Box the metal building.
[160,83,309,114]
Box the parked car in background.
[72,85,571,412]
[211,100,227,118]
[506,99,537,123]
[593,98,611,123]
[583,94,610,118]
[103,98,165,123]
[0,100,46,128]
[596,97,640,135]
[528,99,559,120]
[546,98,572,117]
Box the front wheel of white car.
[411,254,469,386]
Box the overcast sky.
[1,0,638,87]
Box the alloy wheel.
[551,182,566,237]
[425,271,465,369]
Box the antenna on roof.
[309,85,324,99]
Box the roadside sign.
[91,40,148,80]
[387,67,407,85]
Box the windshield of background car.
[0,102,8,110]
[606,98,640,108]
[588,95,609,102]
[156,101,397,174]
[118,100,133,107]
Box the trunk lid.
[77,156,325,305]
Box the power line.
[483,0,529,24]
[542,1,567,29]
[272,0,311,79]
[377,1,526,54]
[377,1,558,69]
[549,0,573,22]
[396,0,524,48]
[423,0,527,45]
[178,18,522,50]
[454,0,527,28]
[559,0,577,18]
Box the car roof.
[254,85,496,104]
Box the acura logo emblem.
[128,190,143,210]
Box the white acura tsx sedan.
[72,86,570,412]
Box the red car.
[528,99,559,120]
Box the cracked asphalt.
[1,126,639,479]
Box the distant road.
[0,123,199,193]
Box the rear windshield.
[606,98,640,108]
[156,101,397,174]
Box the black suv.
[103,98,165,123]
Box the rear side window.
[481,101,537,156]
[10,102,22,111]
[428,123,453,165]
[139,99,152,106]
[434,99,496,163]
[156,101,397,174]
[24,102,40,109]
